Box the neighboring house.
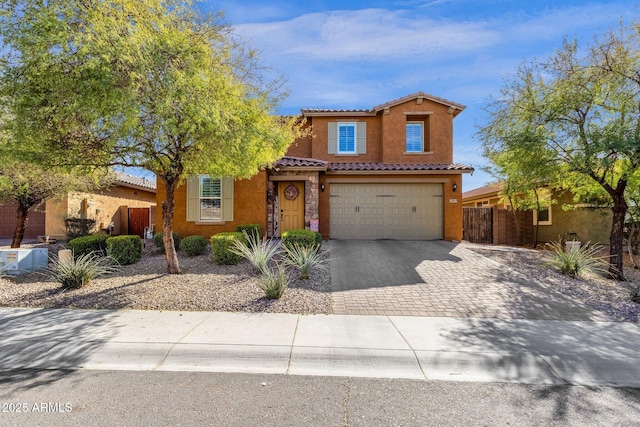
[43,173,157,240]
[462,183,612,244]
[159,92,474,241]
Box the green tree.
[0,160,108,248]
[478,24,640,280]
[0,0,301,273]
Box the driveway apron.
[328,240,609,321]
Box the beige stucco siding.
[45,185,156,239]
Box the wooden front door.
[128,207,150,238]
[278,182,305,235]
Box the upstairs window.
[337,123,357,154]
[406,122,423,152]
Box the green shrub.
[281,229,317,250]
[211,232,246,265]
[283,243,327,279]
[314,232,323,246]
[67,234,110,258]
[153,231,181,253]
[46,251,120,289]
[236,224,261,239]
[106,235,142,265]
[229,231,279,274]
[182,235,208,257]
[259,265,289,299]
[545,241,609,278]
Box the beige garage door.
[330,183,443,240]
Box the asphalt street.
[1,370,639,426]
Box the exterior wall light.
[452,183,457,192]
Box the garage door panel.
[330,183,443,240]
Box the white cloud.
[237,9,502,61]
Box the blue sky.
[199,0,638,191]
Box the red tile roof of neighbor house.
[461,182,504,200]
[115,172,156,191]
[301,92,466,116]
[327,162,474,172]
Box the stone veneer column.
[304,173,319,229]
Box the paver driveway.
[328,240,609,320]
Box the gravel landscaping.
[469,246,640,322]
[0,243,332,314]
[1,241,638,321]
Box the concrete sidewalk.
[2,307,640,387]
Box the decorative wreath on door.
[284,183,300,201]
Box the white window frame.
[337,122,357,154]
[199,176,222,221]
[405,121,424,153]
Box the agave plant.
[229,231,280,274]
[46,251,121,289]
[283,243,327,280]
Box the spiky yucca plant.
[46,251,121,289]
[260,265,289,299]
[283,243,327,280]
[546,241,609,278]
[229,231,279,274]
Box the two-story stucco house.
[158,92,474,241]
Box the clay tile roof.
[327,162,474,172]
[372,91,466,112]
[462,182,505,199]
[300,92,465,116]
[273,156,329,168]
[300,108,372,114]
[115,172,156,191]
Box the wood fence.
[463,206,534,246]
[463,207,493,243]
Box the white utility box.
[0,248,49,275]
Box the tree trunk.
[11,202,30,248]
[609,189,628,281]
[161,178,181,274]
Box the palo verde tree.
[0,0,300,273]
[478,23,640,280]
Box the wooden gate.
[128,207,150,238]
[463,207,493,244]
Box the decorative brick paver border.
[329,240,610,321]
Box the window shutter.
[186,175,200,222]
[222,177,234,222]
[357,122,367,154]
[328,122,337,154]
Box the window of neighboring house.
[337,123,357,154]
[406,122,423,152]
[533,189,552,225]
[199,176,221,221]
[533,206,552,225]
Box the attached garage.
[330,183,443,240]
[0,203,46,239]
